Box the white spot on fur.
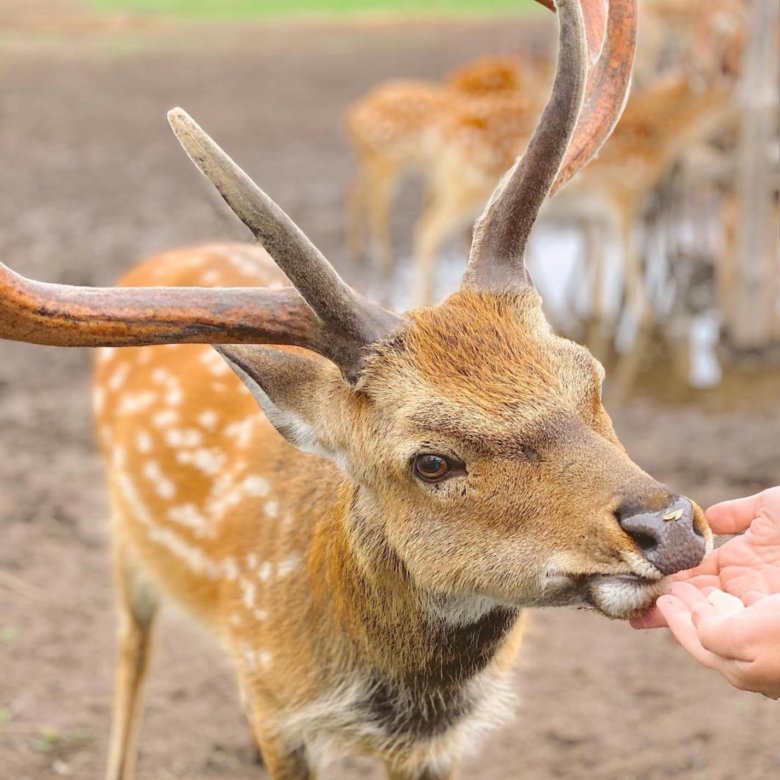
[242,645,257,670]
[276,554,301,578]
[142,460,176,500]
[165,428,203,449]
[243,476,270,497]
[258,650,273,669]
[136,431,153,454]
[225,418,255,448]
[200,349,231,376]
[108,363,130,391]
[152,409,179,429]
[115,470,222,579]
[167,503,208,535]
[118,391,157,415]
[97,347,116,364]
[197,410,219,431]
[165,385,183,406]
[264,500,279,519]
[241,579,257,609]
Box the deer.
[0,1,713,779]
[345,54,551,293]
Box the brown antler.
[551,0,636,195]
[464,0,637,291]
[0,262,374,369]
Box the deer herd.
[346,0,754,376]
[3,0,752,778]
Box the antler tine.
[167,108,399,345]
[550,0,636,195]
[464,0,589,291]
[0,261,375,370]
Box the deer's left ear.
[215,345,344,460]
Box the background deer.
[0,1,714,779]
[346,0,749,312]
[345,53,551,293]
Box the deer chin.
[584,575,669,620]
[540,564,667,620]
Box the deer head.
[0,0,710,619]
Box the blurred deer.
[0,2,713,779]
[346,54,551,294]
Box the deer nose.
[617,497,705,576]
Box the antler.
[464,0,637,291]
[0,262,378,368]
[0,114,401,380]
[551,0,636,195]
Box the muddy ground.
[1,12,779,780]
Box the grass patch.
[91,0,543,20]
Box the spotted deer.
[0,1,712,779]
[345,54,552,293]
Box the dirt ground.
[1,12,779,780]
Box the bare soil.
[1,15,779,780]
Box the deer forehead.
[364,289,601,432]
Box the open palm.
[683,509,780,600]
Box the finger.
[669,582,717,612]
[742,590,770,606]
[656,596,722,668]
[705,490,771,534]
[667,583,748,659]
[630,606,668,629]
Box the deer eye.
[413,454,451,482]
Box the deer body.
[97,244,532,778]
[0,3,714,778]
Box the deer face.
[219,286,710,621]
[351,289,711,619]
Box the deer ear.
[215,345,342,459]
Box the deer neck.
[311,486,521,691]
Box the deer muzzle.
[617,496,708,576]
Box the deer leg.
[246,713,313,780]
[611,208,654,403]
[363,156,401,291]
[346,167,368,263]
[106,545,159,780]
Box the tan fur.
[97,242,710,780]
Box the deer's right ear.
[215,345,344,460]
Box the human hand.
[631,487,780,699]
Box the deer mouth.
[583,574,668,620]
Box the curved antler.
[550,0,636,195]
[464,0,637,291]
[0,261,376,367]
[464,0,589,290]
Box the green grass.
[91,0,542,20]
